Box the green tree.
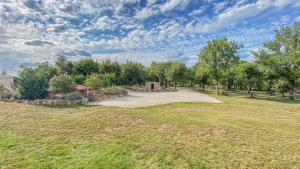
[147,62,170,87]
[100,73,116,87]
[254,23,300,100]
[72,74,86,85]
[121,61,145,86]
[242,62,263,93]
[198,38,240,94]
[194,62,210,92]
[85,73,102,90]
[73,59,99,77]
[49,75,75,94]
[99,59,121,84]
[166,62,187,89]
[55,55,73,75]
[17,67,49,100]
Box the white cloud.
[160,0,191,13]
[135,7,159,20]
[185,0,298,33]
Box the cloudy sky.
[0,0,300,74]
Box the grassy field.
[0,92,300,169]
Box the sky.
[0,0,300,74]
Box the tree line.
[15,23,299,100]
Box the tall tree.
[198,38,240,94]
[55,55,73,75]
[121,61,145,86]
[73,59,99,77]
[254,23,300,99]
[99,59,121,85]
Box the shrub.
[17,67,49,100]
[100,73,116,87]
[85,73,102,90]
[72,74,86,85]
[50,75,75,94]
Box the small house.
[145,82,162,92]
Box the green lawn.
[0,93,300,169]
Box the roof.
[75,85,89,91]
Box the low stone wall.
[13,99,87,106]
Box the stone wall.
[12,99,87,106]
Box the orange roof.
[75,85,89,91]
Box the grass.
[0,92,300,169]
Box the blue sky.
[0,0,300,74]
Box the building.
[144,82,162,92]
[0,73,17,92]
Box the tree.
[49,75,75,94]
[194,63,210,92]
[198,38,240,94]
[17,67,49,100]
[99,59,121,84]
[55,55,73,75]
[147,62,170,87]
[85,73,102,90]
[241,62,263,93]
[166,62,187,89]
[73,59,99,77]
[72,74,86,85]
[121,61,145,86]
[100,73,116,87]
[254,23,300,100]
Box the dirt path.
[87,88,221,108]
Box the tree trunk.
[216,79,220,95]
[174,82,177,89]
[289,82,296,100]
[202,83,205,92]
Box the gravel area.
[87,88,221,108]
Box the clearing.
[87,88,221,108]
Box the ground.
[87,88,221,107]
[0,91,300,169]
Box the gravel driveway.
[87,88,221,108]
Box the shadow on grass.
[227,90,300,104]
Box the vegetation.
[49,75,75,94]
[12,23,299,100]
[17,66,50,100]
[85,73,102,90]
[0,93,299,168]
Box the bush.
[72,74,86,85]
[101,73,116,87]
[50,75,75,94]
[85,73,102,90]
[17,67,49,100]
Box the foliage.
[99,59,121,84]
[55,55,73,75]
[17,66,50,100]
[73,59,99,77]
[197,38,240,94]
[85,73,102,90]
[121,61,145,86]
[100,73,116,87]
[254,23,300,99]
[72,74,86,85]
[49,75,75,94]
